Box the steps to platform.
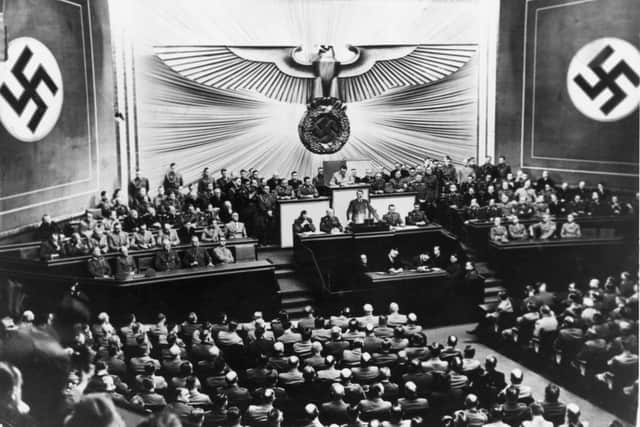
[259,247,317,317]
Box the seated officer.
[131,223,155,249]
[412,252,434,272]
[489,217,509,243]
[225,212,247,240]
[529,213,556,240]
[183,236,213,268]
[406,203,428,226]
[201,220,224,243]
[507,216,528,240]
[464,199,483,222]
[153,239,180,271]
[107,222,129,252]
[213,238,234,264]
[560,214,582,239]
[382,204,403,227]
[114,246,137,280]
[319,209,343,233]
[88,246,112,278]
[66,232,91,257]
[293,210,316,233]
[297,176,319,198]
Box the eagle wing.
[338,44,477,103]
[154,45,315,104]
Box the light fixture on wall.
[114,111,125,122]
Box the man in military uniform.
[288,171,302,190]
[346,190,379,224]
[507,216,528,240]
[225,212,248,240]
[197,168,213,195]
[409,174,428,204]
[440,156,457,186]
[331,165,354,187]
[369,172,387,194]
[529,214,556,240]
[560,214,582,238]
[297,177,319,198]
[163,163,183,195]
[406,203,428,226]
[440,184,464,208]
[382,204,403,227]
[256,185,278,245]
[313,167,329,196]
[489,217,509,243]
[132,223,155,249]
[107,222,129,253]
[88,247,112,278]
[319,209,343,233]
[114,246,137,280]
[129,168,150,203]
[275,178,295,199]
[153,239,180,271]
[183,236,213,268]
[385,170,407,193]
[464,199,483,222]
[213,238,234,264]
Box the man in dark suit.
[398,381,429,418]
[385,248,404,273]
[183,236,212,268]
[220,371,251,412]
[40,232,65,260]
[476,355,506,406]
[36,214,61,241]
[293,210,317,234]
[321,383,350,425]
[358,382,392,421]
[153,239,180,271]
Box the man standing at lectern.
[346,190,379,224]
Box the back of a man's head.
[330,382,345,400]
[510,368,523,385]
[544,383,560,402]
[404,381,418,398]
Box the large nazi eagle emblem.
[155,43,476,154]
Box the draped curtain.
[122,0,489,185]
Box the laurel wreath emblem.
[298,97,350,154]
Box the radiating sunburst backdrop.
[126,0,491,184]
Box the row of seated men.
[292,203,431,235]
[15,299,609,427]
[474,271,638,399]
[85,236,236,279]
[37,210,247,260]
[488,214,583,243]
